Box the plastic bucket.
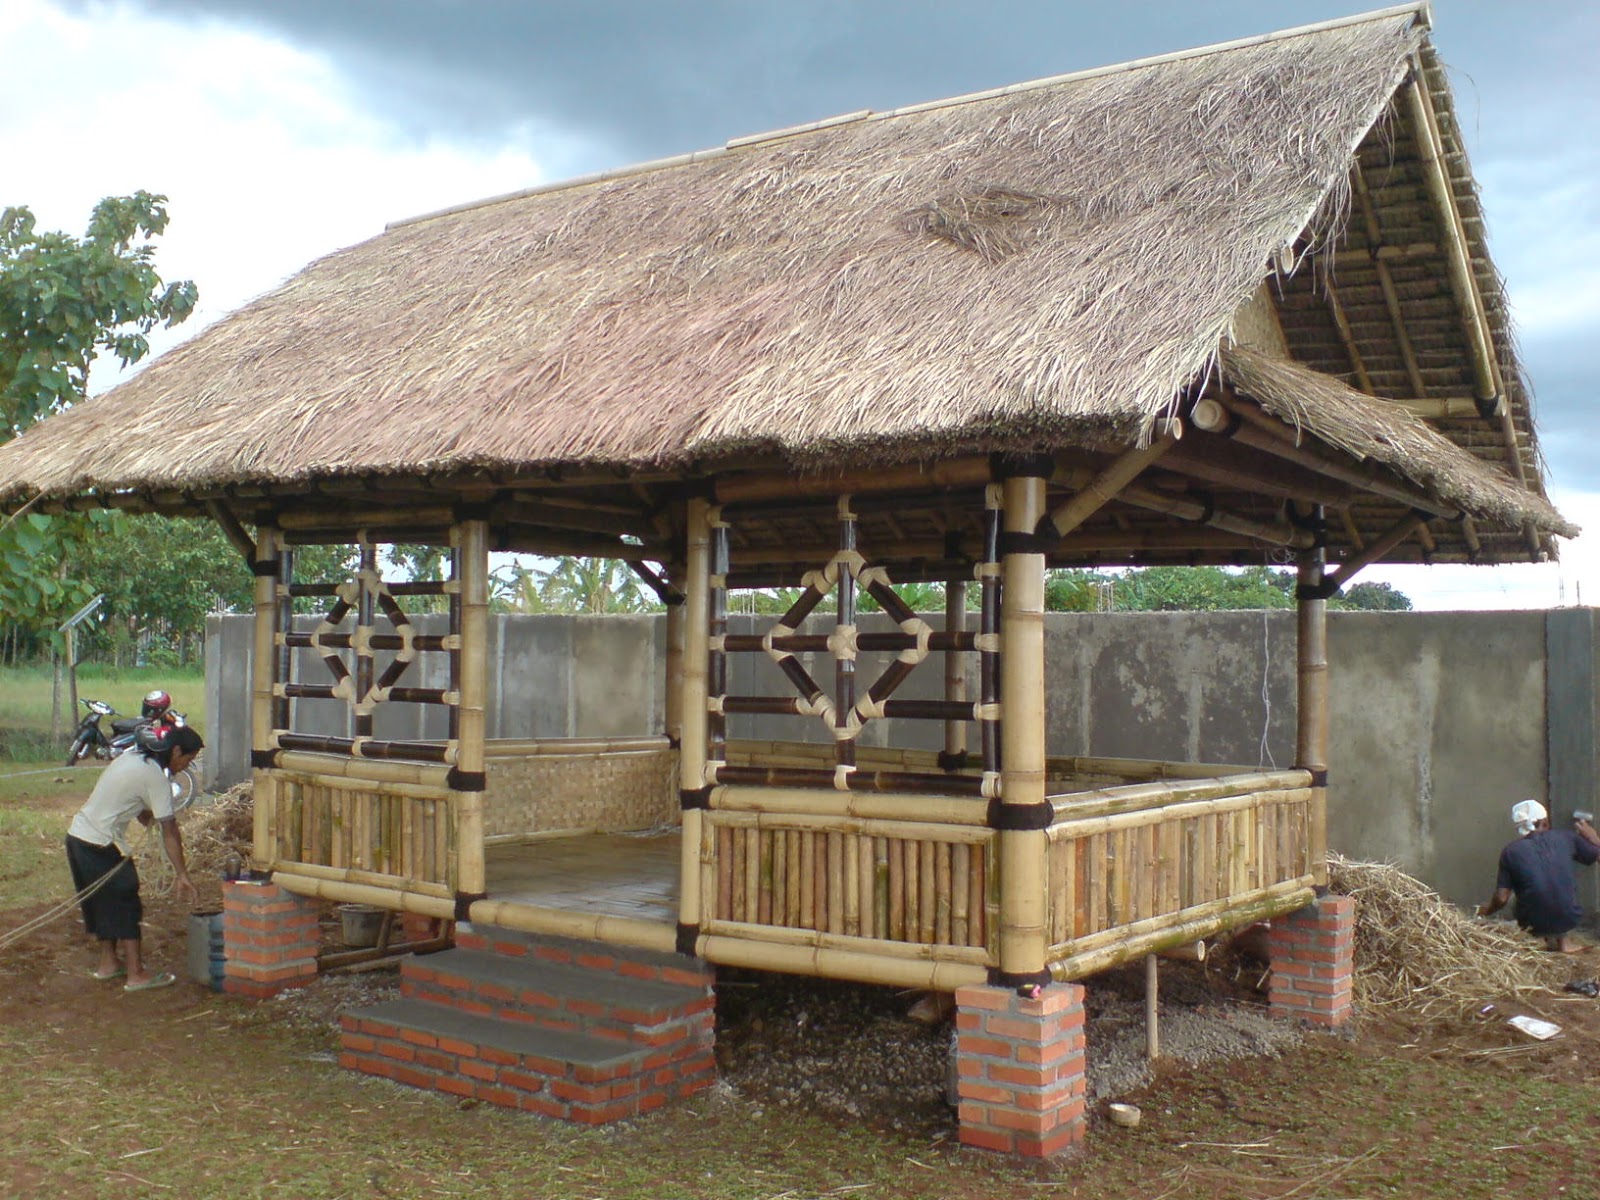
[338,903,387,948]
[187,910,225,991]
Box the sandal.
[92,966,126,981]
[123,971,176,993]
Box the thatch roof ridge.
[390,2,1433,235]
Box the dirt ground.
[8,781,1600,1199]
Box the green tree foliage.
[495,558,661,614]
[1043,566,1410,612]
[0,194,198,643]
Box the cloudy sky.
[6,0,1596,608]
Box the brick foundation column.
[398,912,445,943]
[954,982,1086,1157]
[1268,894,1355,1027]
[222,880,320,997]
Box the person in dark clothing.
[1478,799,1600,953]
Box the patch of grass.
[0,794,78,910]
[0,665,205,761]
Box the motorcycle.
[64,697,199,811]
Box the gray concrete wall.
[205,607,1600,907]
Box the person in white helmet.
[1477,799,1600,953]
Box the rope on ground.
[0,835,147,951]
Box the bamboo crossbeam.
[274,750,453,787]
[710,784,988,826]
[271,871,457,921]
[719,631,976,654]
[701,919,991,964]
[695,934,988,991]
[1047,787,1311,841]
[1047,755,1257,780]
[483,736,669,757]
[714,764,987,796]
[725,739,943,770]
[465,899,679,955]
[277,771,449,801]
[714,458,993,504]
[205,499,256,564]
[1048,880,1314,980]
[275,733,456,763]
[1049,769,1312,819]
[706,808,993,846]
[271,858,452,898]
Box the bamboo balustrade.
[270,767,455,897]
[1044,768,1318,980]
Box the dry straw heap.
[1328,852,1576,1019]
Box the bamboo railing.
[700,785,996,961]
[270,763,455,899]
[1044,768,1318,980]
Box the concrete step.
[454,925,714,987]
[401,947,712,1042]
[339,997,714,1124]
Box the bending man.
[64,724,202,990]
[1478,799,1600,953]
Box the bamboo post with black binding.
[997,461,1051,986]
[453,518,489,900]
[1296,505,1330,887]
[677,498,713,946]
[251,523,281,869]
[944,577,968,768]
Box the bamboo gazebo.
[0,3,1573,1152]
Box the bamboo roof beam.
[1326,510,1429,590]
[1352,163,1429,401]
[204,499,256,565]
[1333,241,1438,267]
[1159,442,1354,507]
[1322,280,1375,395]
[1042,432,1181,542]
[1403,66,1510,429]
[1191,396,1457,518]
[1117,484,1314,549]
[715,457,994,505]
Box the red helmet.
[141,689,173,719]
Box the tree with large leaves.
[0,193,198,643]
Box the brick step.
[402,947,712,1041]
[340,997,715,1124]
[454,925,714,987]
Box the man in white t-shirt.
[64,725,202,991]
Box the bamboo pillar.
[1145,952,1160,1060]
[453,519,489,899]
[250,524,281,870]
[944,577,968,765]
[836,497,858,773]
[664,567,686,746]
[1296,507,1330,888]
[678,499,713,938]
[999,466,1050,984]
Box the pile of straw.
[1327,852,1574,1019]
[134,783,253,906]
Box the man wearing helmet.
[64,724,203,990]
[1477,799,1600,953]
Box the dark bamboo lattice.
[270,540,462,763]
[706,493,1002,797]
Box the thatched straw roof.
[0,4,1569,565]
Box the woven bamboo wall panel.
[1046,786,1312,950]
[703,815,995,951]
[274,774,453,890]
[484,748,679,838]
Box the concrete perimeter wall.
[204,608,1600,908]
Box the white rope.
[1258,608,1276,769]
[0,823,161,951]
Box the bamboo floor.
[483,830,680,923]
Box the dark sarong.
[65,834,142,941]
